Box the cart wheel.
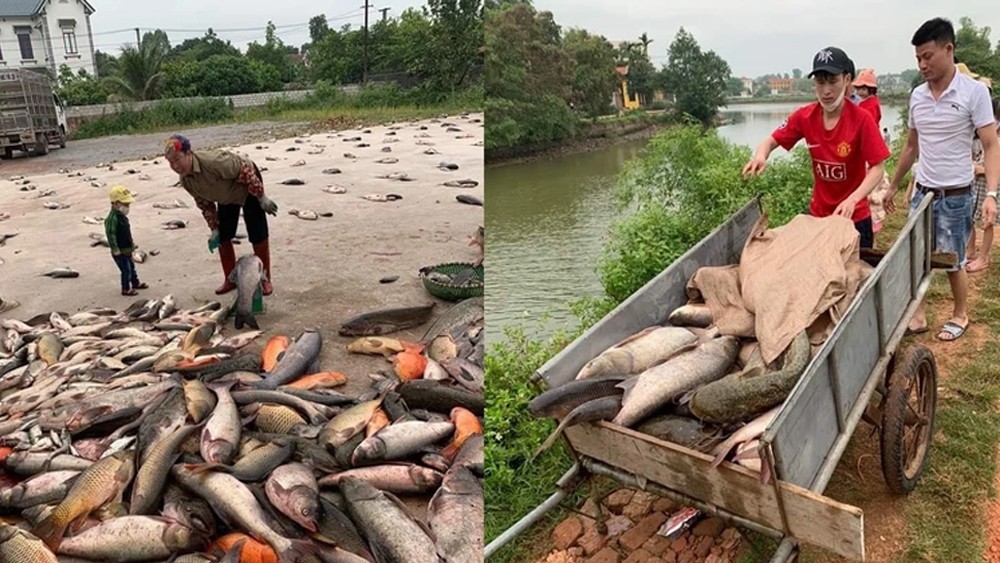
[32,134,49,156]
[58,126,66,149]
[880,343,937,494]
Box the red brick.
[694,536,713,558]
[652,497,678,513]
[705,555,723,563]
[578,527,609,556]
[606,514,635,537]
[586,546,620,563]
[623,491,657,521]
[605,489,635,514]
[641,534,672,556]
[677,552,696,563]
[552,516,585,550]
[660,551,677,563]
[670,533,688,552]
[691,517,725,538]
[623,548,654,563]
[619,512,669,551]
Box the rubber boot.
[253,239,273,296]
[215,241,237,295]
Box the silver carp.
[575,326,698,380]
[230,254,266,330]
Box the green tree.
[56,65,109,105]
[661,27,731,125]
[726,76,743,96]
[105,31,169,101]
[168,29,241,62]
[422,0,483,90]
[792,68,802,79]
[246,22,296,83]
[485,3,575,151]
[563,28,617,118]
[94,50,117,78]
[309,15,331,42]
[955,17,1000,82]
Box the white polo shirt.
[909,68,994,188]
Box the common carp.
[635,414,724,453]
[532,395,622,460]
[231,254,267,330]
[613,336,739,428]
[253,330,322,390]
[690,330,810,424]
[575,326,698,380]
[428,466,483,563]
[528,375,628,419]
[667,303,714,328]
[338,304,436,337]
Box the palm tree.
[104,32,169,101]
[638,32,653,57]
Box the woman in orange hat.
[852,68,882,124]
[853,68,890,243]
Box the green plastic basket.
[420,262,484,301]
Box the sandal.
[135,282,149,290]
[122,288,138,296]
[905,326,929,336]
[936,321,968,342]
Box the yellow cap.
[109,185,135,204]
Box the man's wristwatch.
[988,191,998,200]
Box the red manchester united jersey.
[771,100,890,222]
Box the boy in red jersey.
[742,47,890,248]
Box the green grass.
[69,84,483,140]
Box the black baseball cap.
[808,46,855,78]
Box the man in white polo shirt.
[885,17,1000,342]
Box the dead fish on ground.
[280,178,306,185]
[36,189,56,198]
[43,201,70,210]
[289,209,319,221]
[323,186,347,194]
[82,216,103,225]
[133,249,149,263]
[89,233,109,248]
[443,179,478,188]
[0,233,17,246]
[377,172,415,182]
[162,220,187,230]
[437,162,459,171]
[456,195,482,206]
[152,199,189,209]
[339,304,436,337]
[375,157,399,164]
[361,194,403,202]
[292,160,306,167]
[322,168,342,174]
[42,268,80,279]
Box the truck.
[0,68,67,159]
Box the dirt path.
[1,121,316,176]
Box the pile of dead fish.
[0,295,484,562]
[528,301,811,480]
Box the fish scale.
[255,403,307,434]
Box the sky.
[532,0,1000,78]
[85,0,428,56]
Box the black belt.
[916,183,971,197]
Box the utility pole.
[362,2,372,85]
[379,7,390,23]
[134,27,140,46]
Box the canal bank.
[486,111,675,167]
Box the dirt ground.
[0,112,484,403]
